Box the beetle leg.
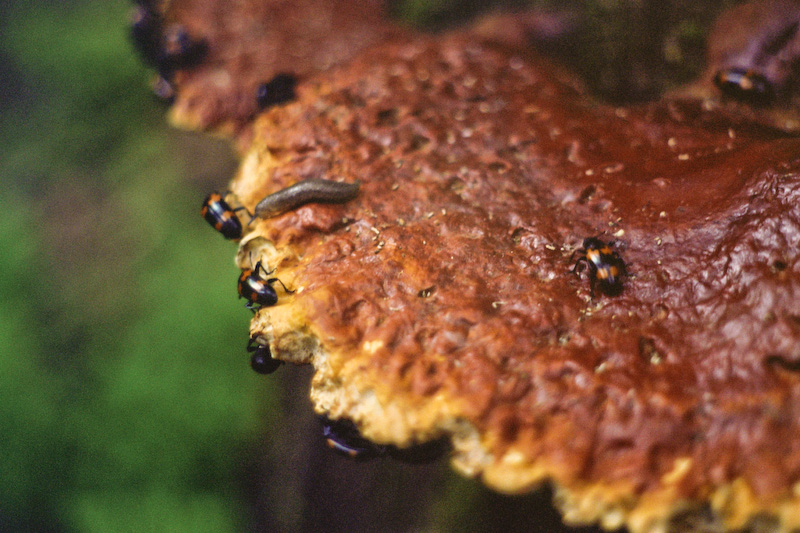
[268,277,295,294]
[254,260,276,277]
[571,256,587,275]
[233,205,254,225]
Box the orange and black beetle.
[713,67,774,105]
[320,417,385,459]
[571,237,627,297]
[237,260,294,312]
[201,192,250,240]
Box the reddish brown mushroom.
[156,1,800,531]
[230,31,800,530]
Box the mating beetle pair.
[201,194,294,308]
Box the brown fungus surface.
[165,2,800,532]
[221,30,800,532]
[159,0,400,145]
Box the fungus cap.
[231,32,800,532]
[163,2,800,531]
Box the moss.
[0,1,276,530]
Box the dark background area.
[0,0,742,531]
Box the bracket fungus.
[150,0,400,146]
[145,0,800,531]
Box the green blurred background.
[1,1,269,530]
[0,0,740,531]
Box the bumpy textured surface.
[161,0,399,145]
[164,1,800,530]
[224,30,800,532]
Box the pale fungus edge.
[250,298,800,533]
[232,158,800,533]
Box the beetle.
[713,67,774,105]
[156,24,208,75]
[256,73,298,110]
[320,417,385,459]
[130,2,162,66]
[571,237,627,297]
[237,260,294,311]
[201,192,250,240]
[246,335,281,375]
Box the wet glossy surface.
[240,32,800,506]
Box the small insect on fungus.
[713,67,774,105]
[571,237,628,297]
[320,417,386,460]
[129,2,162,66]
[256,73,299,110]
[246,335,281,375]
[237,259,294,312]
[201,192,252,240]
[157,24,208,75]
